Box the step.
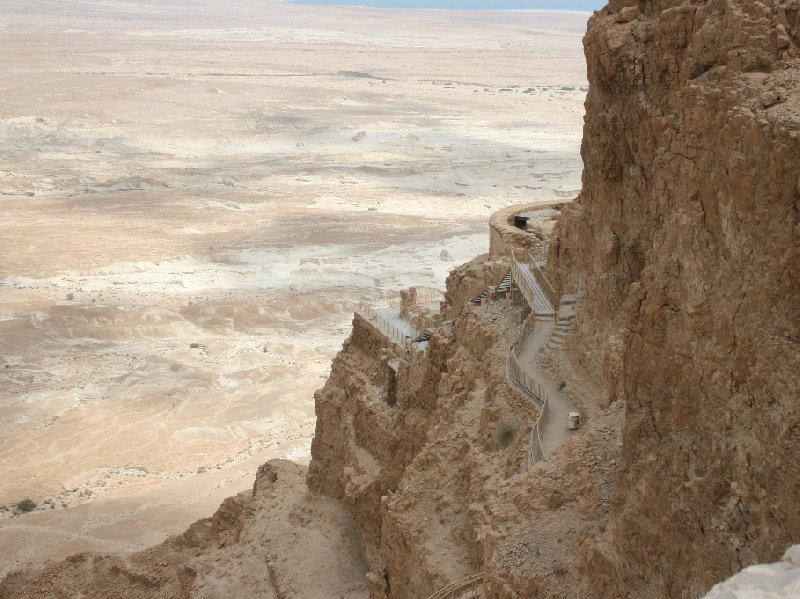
[415,329,434,342]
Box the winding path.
[513,313,575,456]
[510,252,578,462]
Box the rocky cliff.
[548,0,800,596]
[1,2,797,598]
[306,2,800,597]
[0,460,370,598]
[307,297,540,598]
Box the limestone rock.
[549,1,800,596]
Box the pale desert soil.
[0,0,587,576]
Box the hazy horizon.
[0,0,589,575]
[290,0,604,10]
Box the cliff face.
[551,1,800,596]
[2,3,798,599]
[307,293,540,598]
[0,460,370,599]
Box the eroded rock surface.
[307,297,539,598]
[0,460,368,599]
[2,2,798,599]
[548,0,800,596]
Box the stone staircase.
[496,270,513,294]
[545,313,575,351]
[470,270,512,305]
[415,329,434,343]
[545,294,578,351]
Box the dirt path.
[515,316,576,457]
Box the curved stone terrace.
[364,203,582,598]
[357,203,580,465]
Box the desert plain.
[0,0,588,577]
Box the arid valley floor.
[0,0,587,576]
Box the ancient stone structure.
[2,2,797,598]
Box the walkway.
[510,251,578,462]
[361,305,419,347]
[511,261,555,316]
[379,254,578,599]
[422,247,580,598]
[513,313,575,456]
[358,249,578,464]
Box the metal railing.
[359,301,419,348]
[511,259,537,313]
[360,296,402,310]
[412,288,446,306]
[511,250,554,316]
[527,249,559,310]
[529,390,549,465]
[511,311,537,354]
[528,245,548,265]
[509,250,556,465]
[508,313,550,464]
[426,572,484,599]
[509,352,549,407]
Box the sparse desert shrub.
[16,499,36,513]
[558,380,566,391]
[546,493,565,510]
[498,424,516,448]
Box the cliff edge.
[1,2,797,598]
[548,0,800,596]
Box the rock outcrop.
[2,2,798,598]
[700,544,800,598]
[307,298,540,598]
[0,461,369,598]
[547,0,800,596]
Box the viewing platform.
[358,287,446,357]
[358,202,580,470]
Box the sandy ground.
[0,0,587,577]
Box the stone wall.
[488,202,563,261]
